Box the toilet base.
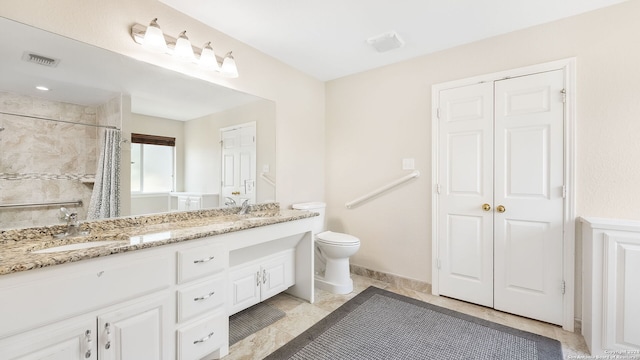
[314,274,353,294]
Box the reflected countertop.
[0,203,317,276]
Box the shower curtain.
[88,128,121,219]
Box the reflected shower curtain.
[88,128,121,219]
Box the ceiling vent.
[22,52,60,67]
[367,31,405,53]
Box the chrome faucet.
[59,207,81,236]
[66,212,80,236]
[225,197,237,207]
[239,199,250,215]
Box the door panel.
[447,215,485,281]
[494,70,565,325]
[506,126,550,198]
[437,82,494,307]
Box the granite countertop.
[0,203,317,276]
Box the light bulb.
[174,31,196,62]
[220,52,239,78]
[142,18,168,53]
[199,42,220,70]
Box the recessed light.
[35,86,50,91]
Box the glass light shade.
[220,52,239,78]
[142,18,168,53]
[174,31,196,62]
[199,42,220,70]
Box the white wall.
[184,99,276,202]
[0,0,325,209]
[325,0,640,320]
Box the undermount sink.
[31,241,122,254]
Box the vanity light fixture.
[131,19,238,77]
[173,31,196,62]
[220,52,239,78]
[198,42,219,70]
[142,18,168,53]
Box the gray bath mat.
[266,286,562,359]
[229,302,286,346]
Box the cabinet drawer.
[177,276,226,323]
[177,243,228,284]
[0,253,170,338]
[177,311,227,360]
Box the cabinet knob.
[104,323,111,350]
[482,203,491,211]
[497,205,506,213]
[84,329,92,358]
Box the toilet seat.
[317,231,360,246]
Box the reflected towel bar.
[261,173,276,187]
[0,200,83,209]
[345,170,420,209]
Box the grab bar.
[0,200,83,209]
[261,173,276,187]
[345,170,420,209]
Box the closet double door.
[435,70,565,325]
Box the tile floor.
[225,274,590,359]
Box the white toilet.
[292,202,360,294]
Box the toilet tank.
[292,202,326,235]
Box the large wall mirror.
[0,17,276,230]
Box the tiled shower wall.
[0,91,121,229]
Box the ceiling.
[159,0,626,81]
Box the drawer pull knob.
[193,331,215,344]
[193,256,215,264]
[194,291,215,301]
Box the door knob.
[231,191,240,195]
[496,205,506,213]
[482,204,491,211]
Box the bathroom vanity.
[0,203,315,359]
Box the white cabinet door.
[261,250,295,301]
[604,232,640,351]
[1,316,96,360]
[177,196,189,211]
[228,264,261,315]
[188,196,201,210]
[97,295,169,360]
[229,250,295,315]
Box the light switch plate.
[402,158,415,170]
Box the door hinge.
[561,89,567,103]
[436,108,441,119]
[436,259,441,269]
[561,280,566,295]
[435,184,441,194]
[562,185,567,199]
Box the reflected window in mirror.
[131,133,176,193]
